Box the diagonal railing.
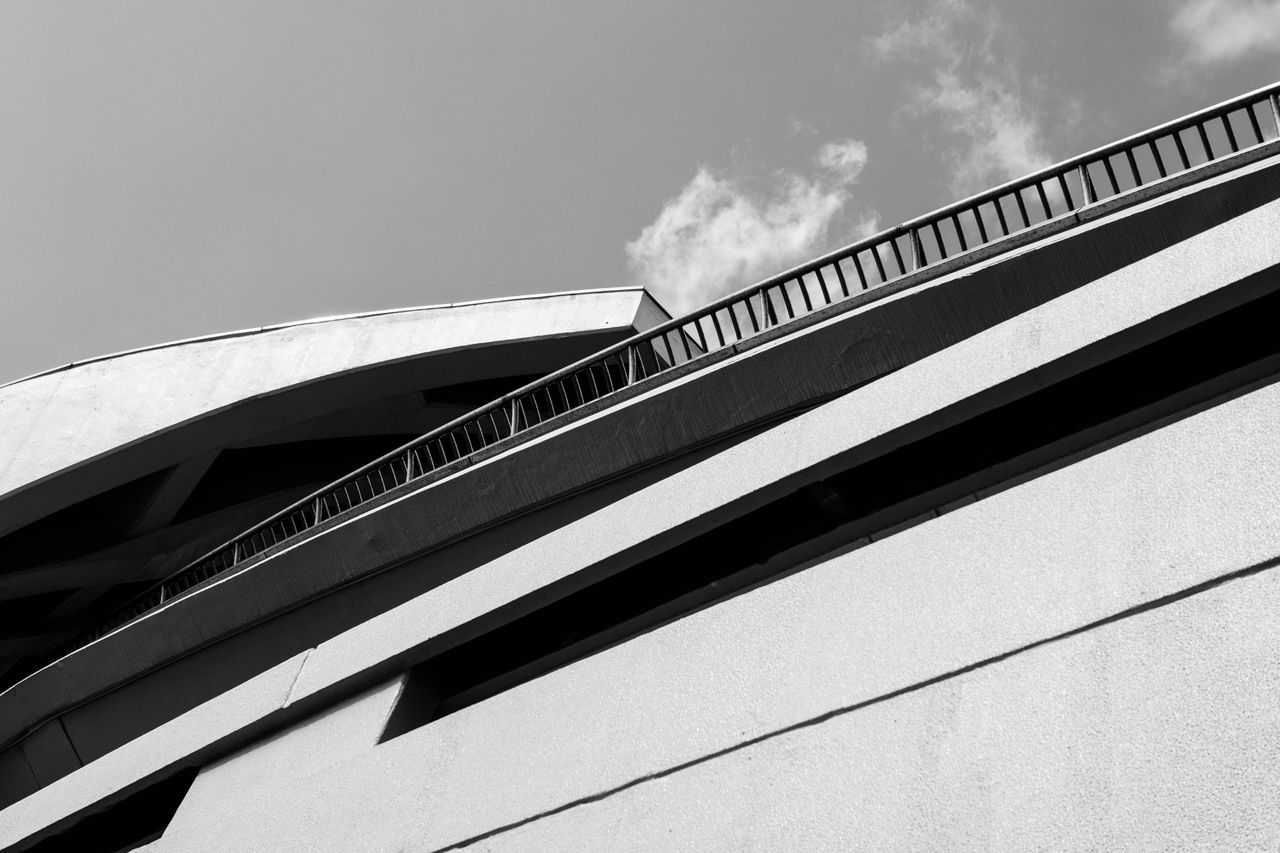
[62,80,1280,657]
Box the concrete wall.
[6,157,1280,848]
[5,165,1280,848]
[165,676,406,840]
[469,567,1280,852]
[13,153,1279,764]
[144,367,1280,852]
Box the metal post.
[1271,94,1280,139]
[1078,164,1095,204]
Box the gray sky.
[2,0,1278,382]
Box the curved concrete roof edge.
[1,286,669,390]
[0,286,671,536]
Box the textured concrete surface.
[12,160,1279,761]
[5,177,1280,847]
[137,372,1280,851]
[0,651,310,847]
[0,287,659,533]
[467,568,1280,852]
[251,179,1280,707]
[165,676,404,839]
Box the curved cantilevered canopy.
[0,287,668,687]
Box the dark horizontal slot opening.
[383,282,1280,742]
[18,767,197,853]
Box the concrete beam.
[0,487,313,602]
[0,632,65,658]
[0,561,138,604]
[126,452,218,536]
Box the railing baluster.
[869,246,887,283]
[994,197,1012,234]
[888,236,907,275]
[727,304,744,339]
[1101,157,1121,195]
[851,253,870,290]
[1245,102,1264,144]
[1148,141,1167,178]
[1173,130,1192,169]
[693,318,709,352]
[709,312,726,347]
[951,215,968,252]
[778,284,795,321]
[1014,189,1032,227]
[832,260,849,297]
[1057,172,1076,211]
[1124,148,1143,187]
[1197,122,1215,161]
[743,294,761,332]
[814,268,831,304]
[796,276,813,312]
[972,206,989,243]
[930,221,948,259]
[1035,182,1053,220]
[1222,113,1240,152]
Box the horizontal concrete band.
[464,568,1280,853]
[153,359,1280,851]
[7,153,1279,769]
[5,180,1280,847]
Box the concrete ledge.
[7,153,1280,770]
[0,651,311,847]
[464,567,1280,852]
[128,360,1280,851]
[5,183,1280,847]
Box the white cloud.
[817,139,871,181]
[787,117,819,137]
[869,0,1054,196]
[1170,0,1280,65]
[626,140,877,315]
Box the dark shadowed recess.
[0,371,543,691]
[383,278,1280,739]
[19,768,196,853]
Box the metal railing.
[63,81,1280,656]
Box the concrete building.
[1,83,1279,851]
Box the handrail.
[58,80,1280,657]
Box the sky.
[2,0,1278,382]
